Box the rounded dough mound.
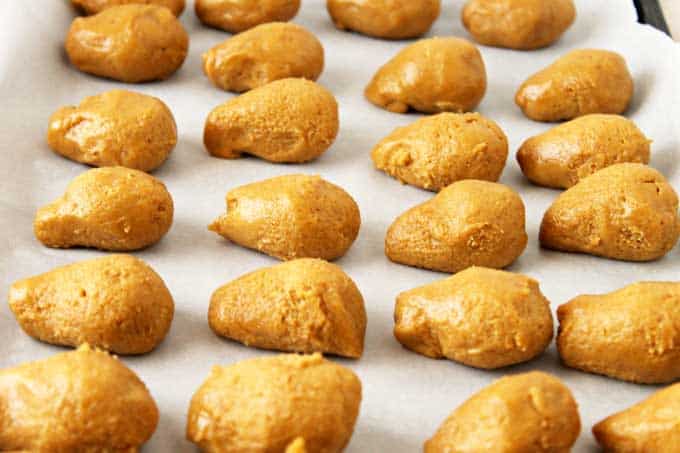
[195,0,300,33]
[72,0,185,16]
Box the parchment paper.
[1,1,679,451]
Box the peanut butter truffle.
[47,90,177,172]
[462,0,576,50]
[385,179,527,273]
[72,0,185,16]
[204,78,338,162]
[209,174,361,261]
[195,0,301,33]
[203,22,324,93]
[365,37,487,114]
[327,0,441,39]
[65,4,189,83]
[372,112,508,191]
[516,49,634,121]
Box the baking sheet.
[1,1,678,451]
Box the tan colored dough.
[515,49,633,122]
[462,0,575,49]
[8,254,174,355]
[372,112,508,191]
[365,37,486,114]
[72,0,185,16]
[186,353,361,453]
[517,114,651,189]
[327,0,440,39]
[195,0,300,33]
[203,23,324,93]
[0,345,158,452]
[540,163,680,261]
[209,174,360,261]
[65,4,188,83]
[34,167,174,251]
[593,382,680,452]
[204,78,338,162]
[385,179,527,273]
[394,266,553,368]
[425,371,580,452]
[209,258,366,358]
[47,90,177,172]
[557,281,680,384]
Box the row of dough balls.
[8,253,680,385]
[1,343,677,451]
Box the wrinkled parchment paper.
[1,1,679,451]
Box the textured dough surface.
[327,0,440,39]
[209,258,366,358]
[65,4,188,83]
[557,281,680,384]
[195,0,300,33]
[204,78,338,162]
[72,0,185,16]
[0,345,158,452]
[365,37,486,114]
[186,353,361,453]
[209,174,360,261]
[372,112,508,191]
[385,179,527,273]
[9,254,174,355]
[48,90,177,172]
[462,0,575,49]
[517,114,651,188]
[394,266,553,368]
[34,166,174,251]
[515,49,633,121]
[593,382,680,452]
[540,163,680,261]
[425,371,580,452]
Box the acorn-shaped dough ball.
[65,4,189,82]
[8,254,174,355]
[327,0,441,39]
[372,112,508,191]
[195,0,301,33]
[365,37,486,114]
[47,90,177,172]
[72,0,185,16]
[34,167,174,251]
[204,78,338,162]
[385,180,527,273]
[203,23,324,93]
[515,49,633,122]
[209,174,360,261]
[462,0,576,50]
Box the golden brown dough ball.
[209,258,366,358]
[186,353,361,452]
[327,0,441,39]
[515,49,634,122]
[209,174,361,261]
[385,179,527,273]
[425,372,580,452]
[204,78,338,162]
[540,163,680,261]
[72,0,185,16]
[34,167,174,251]
[462,0,575,49]
[195,0,301,33]
[0,345,158,452]
[65,4,188,83]
[517,114,651,189]
[557,281,680,384]
[9,254,174,355]
[372,112,508,191]
[47,90,177,172]
[203,22,324,93]
[366,37,486,114]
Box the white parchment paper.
[1,1,679,451]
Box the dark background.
[635,0,670,34]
